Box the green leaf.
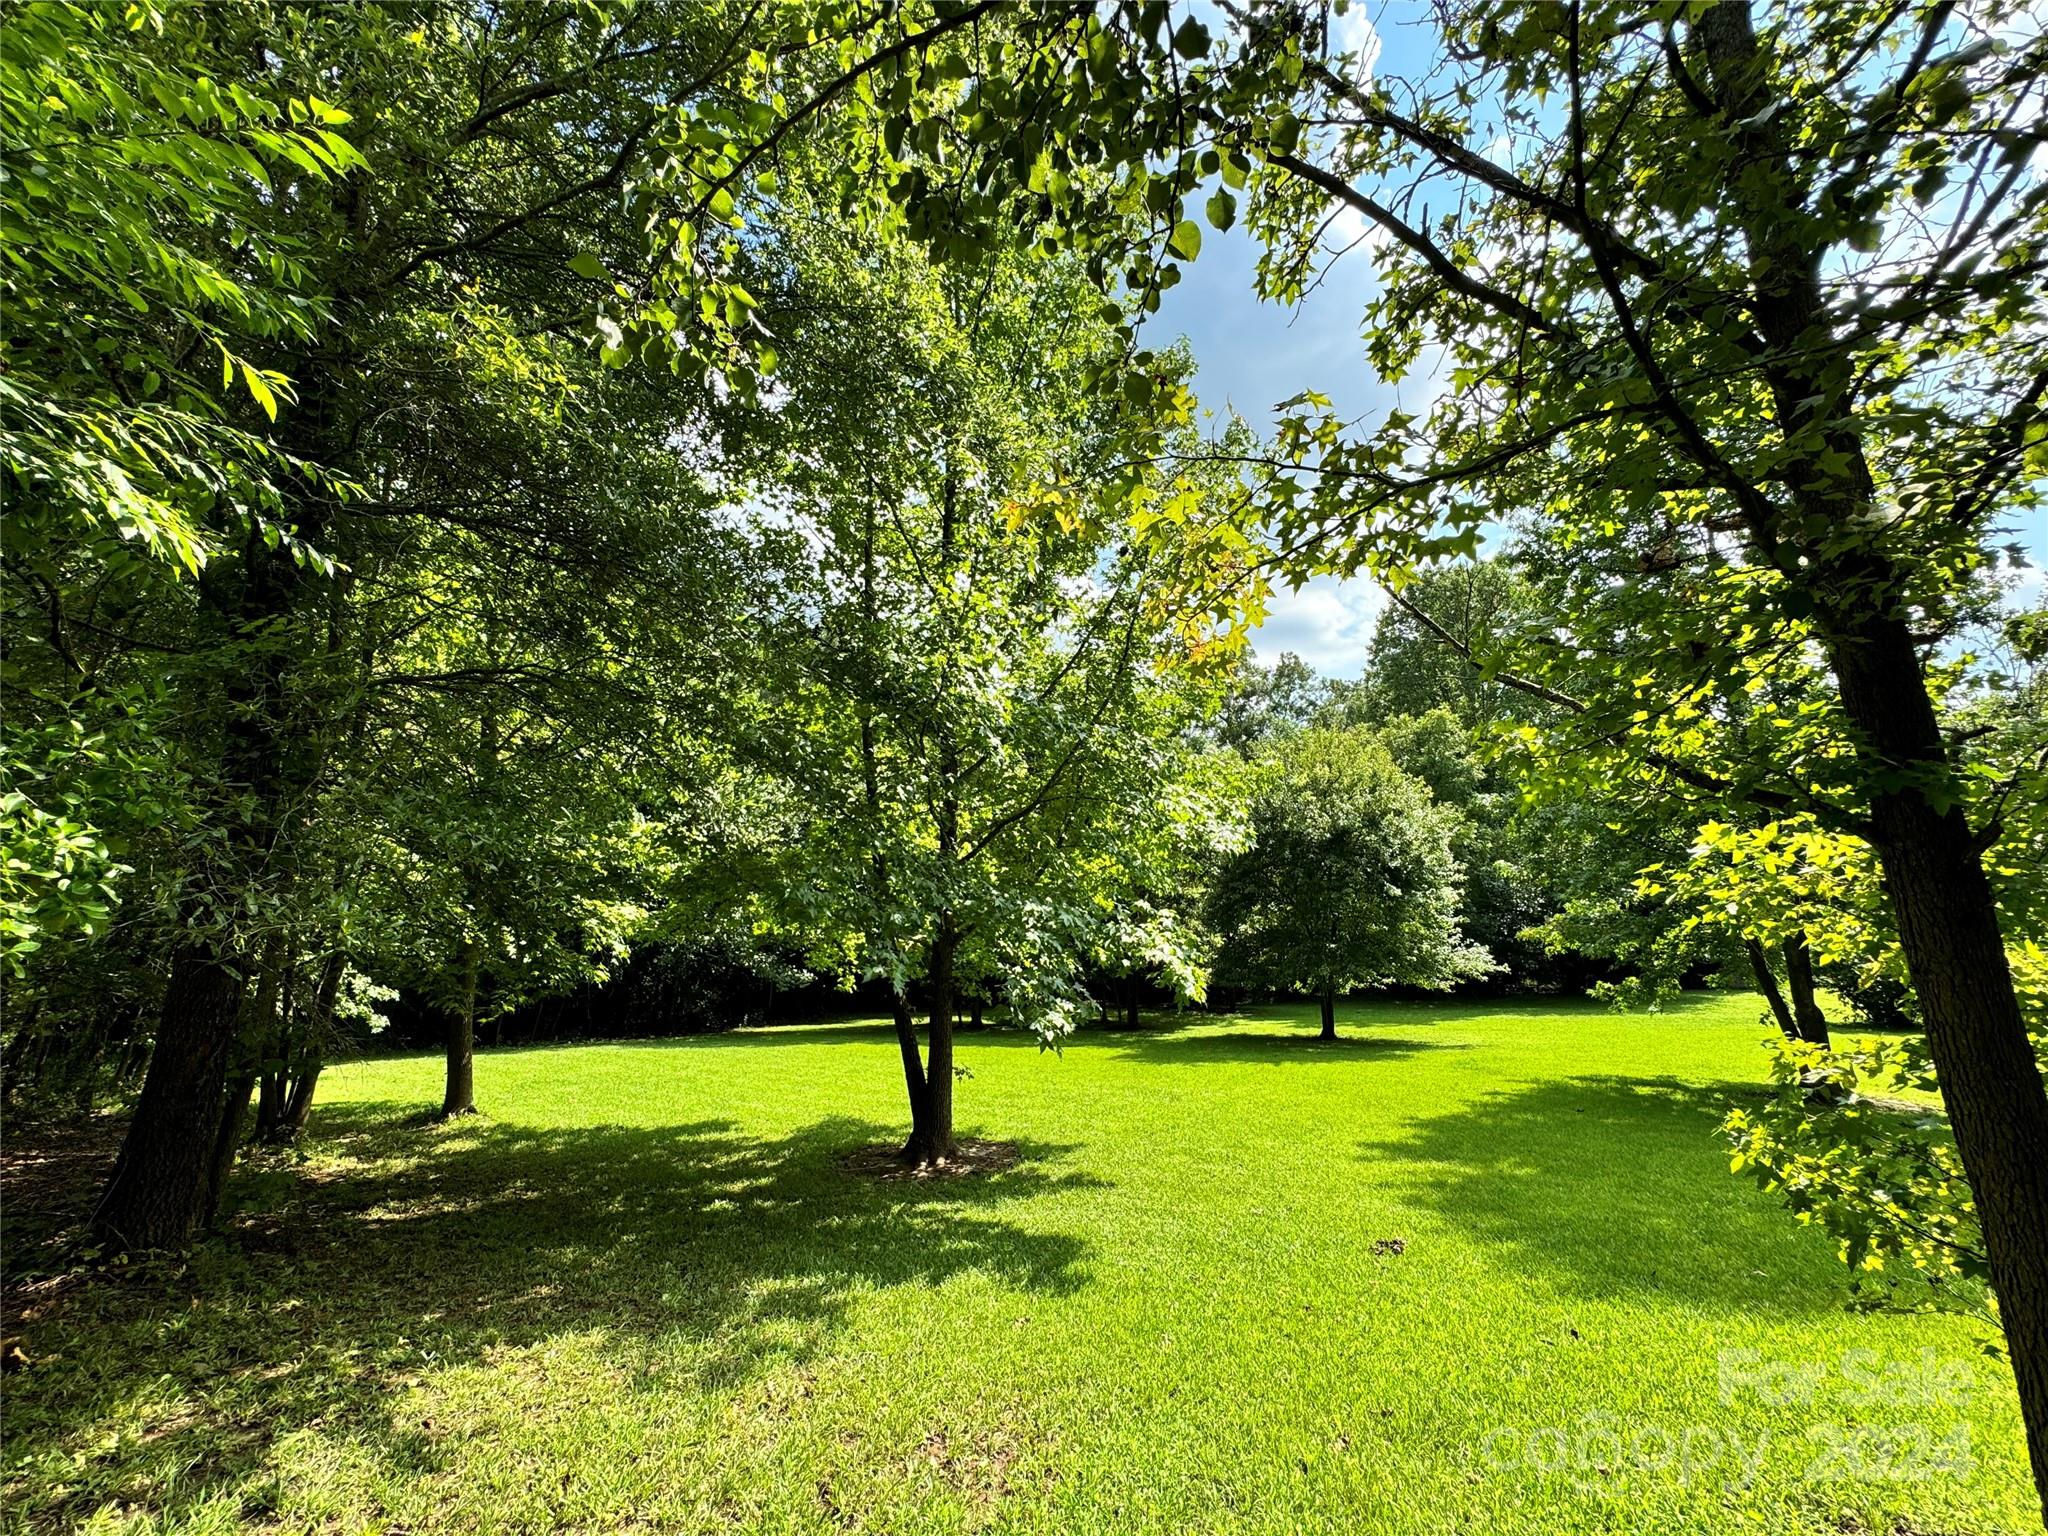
[1205,188,1237,233]
[1167,218,1202,260]
[568,252,608,281]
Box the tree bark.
[892,990,931,1153]
[278,1063,322,1138]
[1746,938,1798,1042]
[1781,934,1829,1049]
[202,1074,255,1230]
[91,950,247,1251]
[212,935,287,1217]
[1319,981,1338,1042]
[441,938,479,1118]
[1691,8,2048,1507]
[1124,979,1141,1032]
[907,919,959,1165]
[1828,613,2048,1515]
[269,948,343,1142]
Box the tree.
[1209,725,1489,1039]
[3,1,364,1253]
[1239,8,2048,1490]
[711,223,1242,1162]
[1340,563,1542,731]
[1211,651,1327,752]
[5,1,762,1249]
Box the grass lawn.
[4,995,2036,1534]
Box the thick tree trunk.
[441,938,479,1118]
[91,950,246,1251]
[1781,934,1830,1049]
[1691,8,2048,1507]
[1746,938,1798,1042]
[1319,982,1337,1042]
[1830,615,2048,1515]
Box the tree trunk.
[892,990,931,1154]
[256,1070,285,1141]
[968,996,984,1031]
[279,1063,322,1138]
[1781,934,1830,1049]
[216,935,287,1210]
[1693,8,2048,1506]
[1319,981,1337,1042]
[1746,938,1798,1042]
[269,949,343,1143]
[201,1074,254,1230]
[1830,615,2048,1516]
[441,938,479,1118]
[1124,979,1141,1032]
[907,920,959,1165]
[91,950,246,1251]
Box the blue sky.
[1150,2,2047,676]
[1151,1,1420,675]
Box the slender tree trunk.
[202,1074,254,1230]
[212,936,286,1217]
[1124,978,1141,1032]
[91,950,246,1250]
[892,991,931,1153]
[256,1070,285,1141]
[968,996,984,1031]
[903,462,965,1167]
[1319,981,1338,1042]
[1746,938,1798,1042]
[1781,934,1830,1049]
[271,948,343,1142]
[441,938,479,1118]
[279,1063,322,1138]
[908,919,959,1165]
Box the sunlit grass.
[4,994,2033,1533]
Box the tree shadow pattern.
[3,1109,1098,1530]
[1356,1073,1865,1314]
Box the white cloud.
[1251,574,1386,677]
[1331,4,1382,80]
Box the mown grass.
[3,995,2035,1534]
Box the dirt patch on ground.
[2,1115,125,1266]
[2,1112,130,1335]
[2,1114,123,1227]
[838,1139,1019,1180]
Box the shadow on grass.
[1357,1074,1849,1315]
[4,1108,1099,1530]
[1102,1029,1470,1066]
